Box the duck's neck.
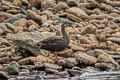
[61,26,69,41]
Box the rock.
[97,54,110,63]
[5,33,15,39]
[67,0,78,6]
[56,2,69,10]
[29,0,42,8]
[41,0,56,10]
[0,28,4,36]
[67,7,88,18]
[45,68,59,73]
[7,9,19,14]
[89,34,98,44]
[109,13,120,17]
[19,69,30,76]
[43,63,62,71]
[107,37,120,44]
[0,12,13,23]
[68,70,83,76]
[0,71,9,80]
[6,61,20,75]
[36,55,55,64]
[0,57,10,64]
[113,17,120,23]
[57,59,66,68]
[86,2,100,9]
[107,41,119,51]
[5,17,19,24]
[87,50,96,57]
[80,36,91,44]
[5,23,15,31]
[66,58,79,68]
[18,57,35,65]
[13,19,28,27]
[13,31,45,43]
[67,14,82,22]
[81,24,96,34]
[69,43,86,52]
[26,10,42,25]
[107,21,119,29]
[13,0,22,6]
[95,63,110,71]
[27,20,40,28]
[58,49,73,58]
[14,26,24,33]
[74,53,97,65]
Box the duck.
[36,21,71,59]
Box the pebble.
[74,53,97,65]
[6,61,20,75]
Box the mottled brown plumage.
[36,22,70,53]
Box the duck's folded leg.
[53,51,64,60]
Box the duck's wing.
[36,37,63,49]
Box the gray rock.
[43,63,62,71]
[113,17,120,23]
[66,58,79,68]
[56,2,69,10]
[6,61,20,75]
[5,18,19,24]
[0,71,9,80]
[45,68,59,73]
[87,50,96,57]
[5,23,15,31]
[68,70,83,76]
[57,59,67,68]
[0,28,4,36]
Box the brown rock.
[86,2,100,9]
[0,12,13,23]
[66,58,79,68]
[56,2,69,10]
[27,20,40,28]
[35,55,55,64]
[69,43,86,52]
[5,33,15,39]
[6,9,19,14]
[13,19,28,27]
[97,54,110,63]
[107,41,119,51]
[75,53,97,65]
[0,57,10,64]
[80,36,91,44]
[18,57,36,65]
[66,27,75,35]
[29,0,42,8]
[15,26,24,33]
[58,49,73,58]
[81,24,96,34]
[67,0,78,6]
[13,0,22,6]
[26,10,42,25]
[67,7,88,18]
[67,14,82,22]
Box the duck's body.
[36,22,70,59]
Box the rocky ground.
[0,0,120,80]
